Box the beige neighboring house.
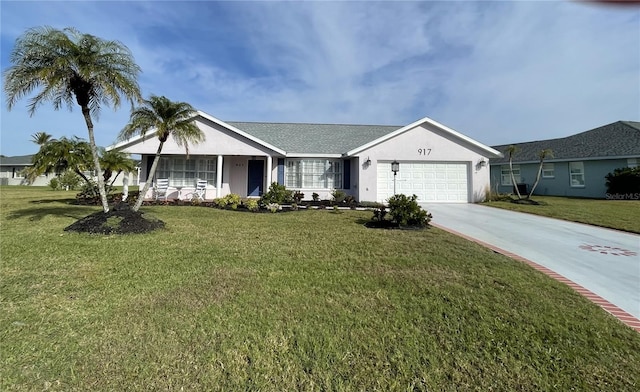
[0,154,138,188]
[110,111,502,203]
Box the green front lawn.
[2,187,639,391]
[484,196,640,234]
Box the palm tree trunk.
[110,170,123,187]
[133,141,164,212]
[528,159,544,199]
[81,106,110,212]
[74,168,92,185]
[509,158,522,199]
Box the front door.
[247,160,264,197]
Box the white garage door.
[377,162,469,203]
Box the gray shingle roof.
[490,121,640,164]
[0,154,33,166]
[226,121,401,154]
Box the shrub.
[48,177,60,190]
[293,191,304,203]
[344,195,356,205]
[75,180,113,204]
[371,205,387,222]
[331,189,346,203]
[266,202,281,213]
[218,193,241,209]
[387,194,432,227]
[243,198,260,212]
[605,167,640,195]
[226,193,242,210]
[261,182,293,204]
[59,171,81,190]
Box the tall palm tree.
[4,26,142,212]
[31,131,54,146]
[119,95,204,211]
[505,145,522,199]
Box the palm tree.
[100,149,136,186]
[527,149,553,199]
[505,145,522,199]
[27,136,94,185]
[119,95,204,211]
[4,26,142,212]
[31,131,54,146]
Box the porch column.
[266,155,273,189]
[216,155,223,198]
[122,172,129,201]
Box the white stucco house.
[109,111,502,203]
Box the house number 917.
[418,148,432,156]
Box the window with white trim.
[285,159,343,189]
[501,165,521,186]
[155,157,217,187]
[198,159,217,185]
[569,162,585,187]
[628,158,639,168]
[542,163,555,178]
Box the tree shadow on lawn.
[6,205,99,222]
[28,197,78,205]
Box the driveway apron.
[424,203,640,326]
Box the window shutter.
[277,158,285,184]
[343,159,351,189]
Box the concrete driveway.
[424,203,640,329]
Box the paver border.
[432,223,640,333]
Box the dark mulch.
[364,220,429,230]
[510,198,542,205]
[64,202,165,235]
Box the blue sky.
[1,0,638,157]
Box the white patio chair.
[154,178,170,201]
[193,180,208,201]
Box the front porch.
[140,154,275,201]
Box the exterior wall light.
[391,160,399,194]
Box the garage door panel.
[377,161,469,203]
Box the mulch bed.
[64,202,165,235]
[510,198,542,205]
[364,220,428,230]
[66,196,427,234]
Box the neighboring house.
[0,155,39,186]
[490,121,640,198]
[0,154,138,187]
[110,111,502,203]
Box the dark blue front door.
[247,160,264,197]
